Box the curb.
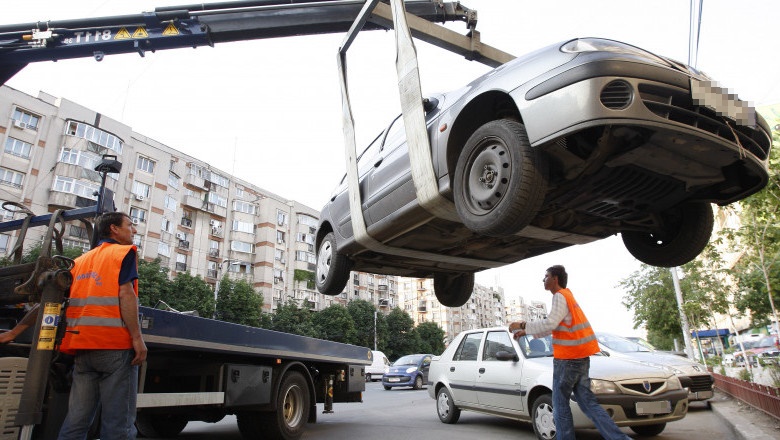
[709,392,779,440]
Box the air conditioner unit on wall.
[176,232,186,240]
[12,120,26,129]
[131,218,140,225]
[135,194,145,201]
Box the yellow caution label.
[132,27,149,38]
[37,327,56,350]
[115,27,132,40]
[162,23,180,36]
[37,303,62,350]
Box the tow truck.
[0,1,511,439]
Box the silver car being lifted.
[428,327,689,439]
[315,38,772,307]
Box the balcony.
[206,269,218,279]
[177,240,190,250]
[180,217,193,228]
[184,173,208,191]
[182,194,204,210]
[210,226,224,237]
[203,202,227,218]
[208,248,219,258]
[417,302,427,313]
[175,262,187,272]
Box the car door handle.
[479,368,485,374]
[450,367,455,372]
[374,157,383,167]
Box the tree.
[415,321,445,355]
[312,304,357,343]
[346,300,383,349]
[164,272,214,318]
[0,242,83,267]
[216,275,266,327]
[137,258,171,308]
[620,265,683,350]
[384,307,420,360]
[270,300,320,338]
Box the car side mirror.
[600,350,610,357]
[495,351,519,362]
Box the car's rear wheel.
[454,119,548,237]
[365,373,372,382]
[622,203,713,267]
[413,375,423,390]
[531,394,556,440]
[433,272,474,307]
[630,423,666,437]
[436,387,461,424]
[315,232,350,295]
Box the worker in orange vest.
[510,265,630,440]
[58,212,147,440]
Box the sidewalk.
[709,390,780,439]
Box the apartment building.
[0,85,396,314]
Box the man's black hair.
[96,212,130,239]
[547,265,568,288]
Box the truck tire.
[238,371,310,440]
[135,414,188,438]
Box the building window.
[210,219,223,236]
[298,214,318,229]
[208,239,219,257]
[276,230,285,244]
[0,168,24,189]
[164,195,178,211]
[296,232,315,245]
[132,235,142,247]
[273,269,284,284]
[13,108,40,131]
[232,220,255,234]
[69,225,90,240]
[161,217,173,234]
[235,187,244,198]
[275,249,284,261]
[64,120,122,153]
[233,200,256,215]
[0,234,9,253]
[4,138,32,159]
[207,192,227,208]
[52,176,99,199]
[277,210,287,226]
[230,240,254,254]
[137,156,156,174]
[210,172,229,188]
[295,250,316,264]
[129,207,147,223]
[0,204,14,220]
[168,172,180,189]
[175,253,187,271]
[157,242,170,257]
[132,181,150,198]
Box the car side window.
[454,332,483,361]
[381,115,405,152]
[482,331,516,361]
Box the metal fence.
[713,372,780,420]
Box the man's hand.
[509,321,527,340]
[131,336,147,366]
[0,330,16,344]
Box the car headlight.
[666,377,682,390]
[405,367,418,374]
[590,379,620,394]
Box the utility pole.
[671,267,695,359]
[374,310,378,351]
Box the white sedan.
[428,327,689,439]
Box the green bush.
[705,355,722,367]
[765,363,780,388]
[737,368,752,382]
[718,365,726,375]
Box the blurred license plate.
[635,400,671,415]
[388,377,401,382]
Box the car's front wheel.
[433,272,474,307]
[622,203,713,267]
[413,375,423,390]
[531,394,556,440]
[454,119,548,237]
[315,232,350,295]
[436,387,461,424]
[630,423,666,437]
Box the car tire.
[433,272,474,307]
[383,385,391,391]
[531,394,556,440]
[454,119,548,237]
[436,387,461,424]
[315,232,351,295]
[365,373,372,382]
[622,202,713,267]
[413,375,423,390]
[629,423,666,437]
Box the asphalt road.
[158,381,730,440]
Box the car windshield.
[518,335,553,358]
[598,334,652,353]
[393,355,423,366]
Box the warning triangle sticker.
[162,23,180,36]
[132,27,149,38]
[114,28,132,40]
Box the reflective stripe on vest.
[551,288,601,359]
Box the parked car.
[315,37,771,308]
[428,327,688,439]
[596,333,713,401]
[382,353,432,390]
[625,336,687,357]
[366,350,390,382]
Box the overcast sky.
[3,0,779,336]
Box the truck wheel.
[436,387,461,424]
[531,394,556,440]
[433,272,474,307]
[454,119,547,237]
[238,371,310,440]
[135,414,188,438]
[315,232,350,296]
[622,203,713,267]
[630,423,666,436]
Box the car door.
[420,355,432,384]
[475,330,524,412]
[446,331,483,405]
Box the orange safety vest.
[551,288,600,359]
[60,243,137,355]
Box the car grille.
[621,380,666,395]
[638,83,770,160]
[600,80,633,109]
[687,374,714,392]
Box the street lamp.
[213,259,238,319]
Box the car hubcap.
[535,403,555,439]
[316,240,332,283]
[465,140,511,214]
[437,393,451,417]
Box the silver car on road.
[428,327,689,439]
[315,38,771,307]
